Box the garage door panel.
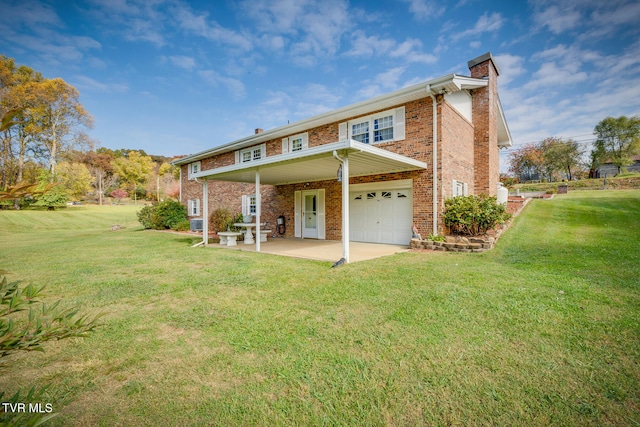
[350,186,412,245]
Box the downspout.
[190,177,207,247]
[426,85,438,236]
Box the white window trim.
[452,180,469,197]
[188,199,201,217]
[340,106,405,145]
[235,144,266,164]
[188,161,201,179]
[242,194,257,216]
[282,133,309,154]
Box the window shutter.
[195,199,200,216]
[339,122,347,141]
[282,138,289,154]
[463,183,469,196]
[235,151,240,164]
[241,195,248,216]
[317,189,325,240]
[394,106,405,141]
[302,133,309,149]
[260,143,266,159]
[452,180,457,197]
[294,191,301,238]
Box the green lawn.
[1,192,639,426]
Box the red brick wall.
[440,99,475,199]
[470,58,500,196]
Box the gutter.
[426,84,439,236]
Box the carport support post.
[202,179,209,245]
[255,169,261,253]
[342,153,350,263]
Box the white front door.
[295,189,326,239]
[302,191,318,238]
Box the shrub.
[210,207,233,232]
[443,194,511,236]
[174,219,191,232]
[137,200,187,230]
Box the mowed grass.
[0,192,639,426]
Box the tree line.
[507,116,640,182]
[1,55,180,208]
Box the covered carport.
[189,138,427,263]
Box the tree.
[55,161,93,200]
[111,151,154,203]
[593,116,640,174]
[25,78,94,182]
[508,142,545,181]
[544,138,585,181]
[110,188,128,204]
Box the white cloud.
[198,70,246,100]
[345,31,436,65]
[168,56,196,70]
[492,54,526,86]
[450,12,504,42]
[173,4,252,51]
[0,0,61,29]
[83,0,168,46]
[533,4,582,34]
[72,75,129,93]
[354,67,406,101]
[238,0,349,65]
[402,0,445,21]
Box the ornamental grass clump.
[443,194,511,236]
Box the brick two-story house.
[174,52,512,262]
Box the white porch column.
[342,153,350,263]
[202,179,209,245]
[255,169,261,253]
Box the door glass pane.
[304,195,316,229]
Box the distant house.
[173,52,512,262]
[595,155,640,177]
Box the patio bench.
[218,231,242,247]
[260,229,272,242]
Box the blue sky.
[1,0,639,171]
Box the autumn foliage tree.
[593,116,640,174]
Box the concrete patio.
[208,237,410,263]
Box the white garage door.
[350,185,413,245]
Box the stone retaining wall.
[410,196,531,253]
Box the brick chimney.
[468,52,500,196]
[255,128,264,134]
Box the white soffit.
[191,140,427,186]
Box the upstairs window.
[282,133,309,154]
[374,115,393,142]
[351,122,370,144]
[188,161,201,178]
[236,144,266,164]
[340,106,405,145]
